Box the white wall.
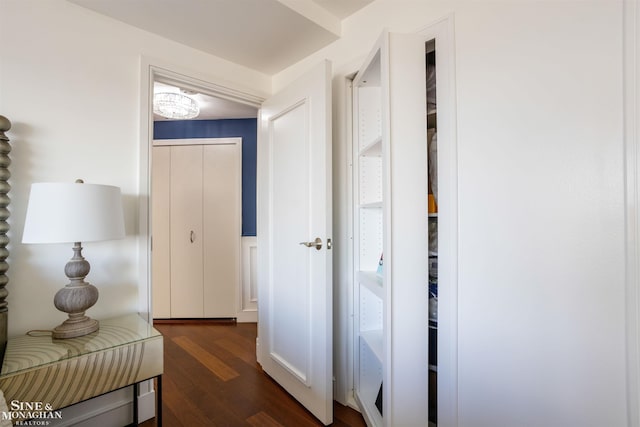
[1,0,630,425]
[0,0,270,337]
[275,1,628,426]
[455,3,625,426]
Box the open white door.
[256,60,333,425]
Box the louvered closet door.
[203,143,240,317]
[170,145,204,318]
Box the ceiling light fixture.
[153,92,200,119]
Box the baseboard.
[46,387,133,427]
[44,385,156,427]
[235,310,257,323]
[138,388,156,423]
[153,318,236,324]
[345,394,361,413]
[256,337,262,365]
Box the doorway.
[140,60,335,425]
[139,64,264,323]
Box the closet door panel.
[386,33,429,425]
[170,145,204,318]
[151,146,171,318]
[203,143,240,317]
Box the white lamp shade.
[22,182,125,244]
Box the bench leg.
[157,375,163,427]
[133,382,139,426]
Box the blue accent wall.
[154,119,257,236]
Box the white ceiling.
[311,0,374,19]
[70,0,373,120]
[69,0,373,75]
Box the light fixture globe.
[153,92,200,120]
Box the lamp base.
[52,242,100,339]
[52,316,99,339]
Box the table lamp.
[22,180,125,339]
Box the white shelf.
[361,329,383,362]
[360,136,382,157]
[358,270,383,299]
[360,201,383,209]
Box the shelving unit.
[352,32,430,426]
[353,47,384,426]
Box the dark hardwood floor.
[140,322,366,427]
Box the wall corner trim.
[624,2,640,426]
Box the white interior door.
[257,60,333,425]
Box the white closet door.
[170,144,204,318]
[151,146,171,318]
[203,143,240,318]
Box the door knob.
[299,237,322,250]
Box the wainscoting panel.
[238,236,258,322]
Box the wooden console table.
[0,313,163,425]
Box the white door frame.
[416,14,459,427]
[624,3,640,426]
[138,58,265,322]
